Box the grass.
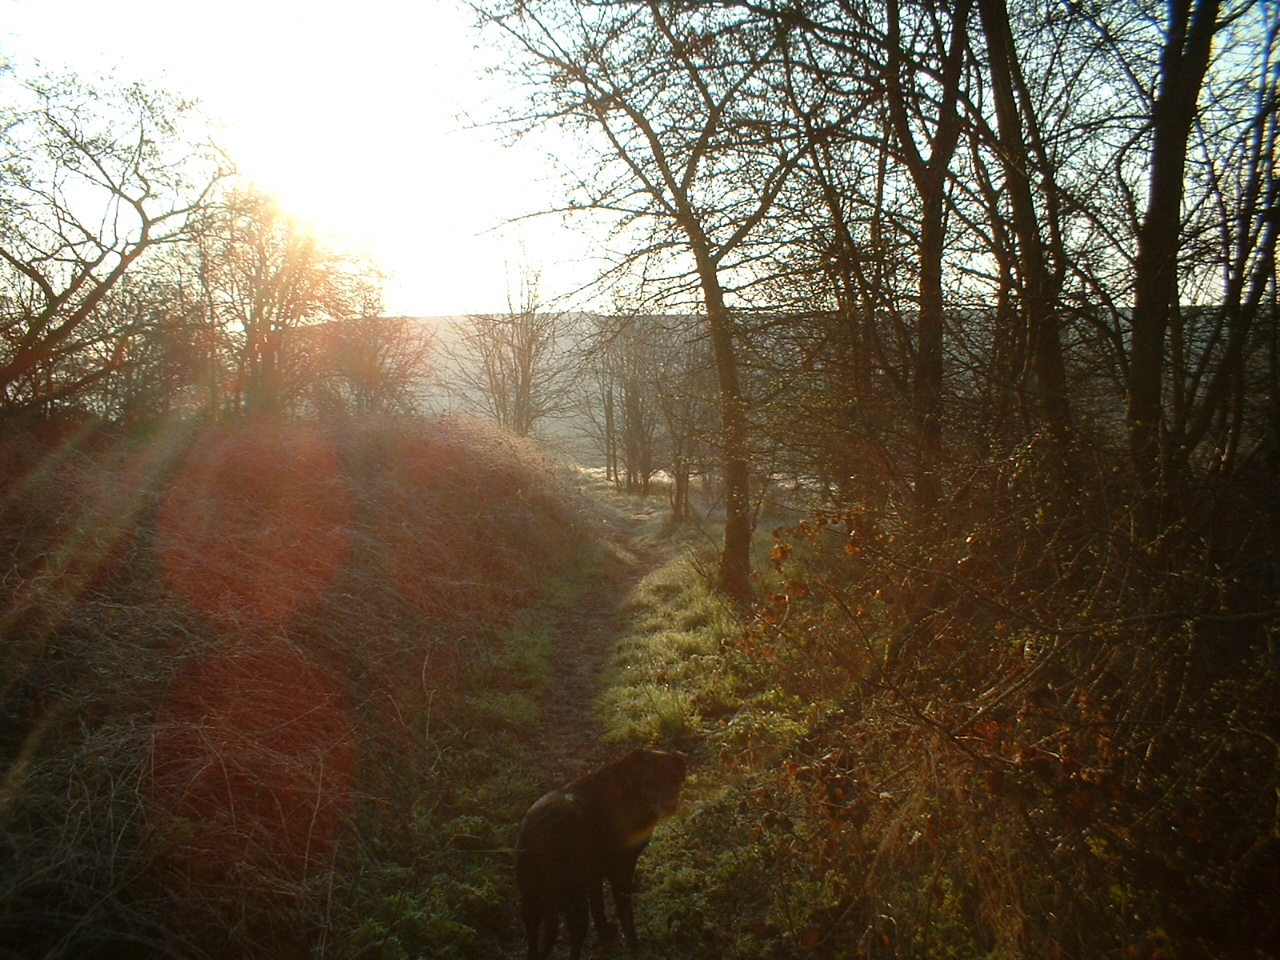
[0,415,596,959]
[6,425,1272,959]
[599,548,740,743]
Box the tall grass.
[0,415,593,959]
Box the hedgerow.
[620,445,1279,959]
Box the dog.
[516,747,686,959]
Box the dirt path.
[531,492,666,787]
[496,491,668,959]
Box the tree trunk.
[692,244,753,604]
[885,0,971,523]
[604,383,617,484]
[978,0,1073,476]
[913,184,946,517]
[1127,0,1220,521]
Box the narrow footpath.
[531,490,666,787]
[497,489,669,959]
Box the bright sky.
[1,0,602,316]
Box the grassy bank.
[0,416,600,960]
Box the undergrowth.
[596,452,1279,960]
[5,424,1276,959]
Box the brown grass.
[0,413,588,959]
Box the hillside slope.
[0,415,600,960]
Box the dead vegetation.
[628,446,1280,959]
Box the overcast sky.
[2,0,603,315]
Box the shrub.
[702,445,1280,959]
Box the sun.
[3,0,602,316]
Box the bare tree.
[583,314,669,494]
[0,68,225,417]
[192,189,377,418]
[880,0,974,517]
[299,314,435,418]
[581,313,628,485]
[76,266,205,423]
[446,268,574,437]
[655,322,717,523]
[474,0,817,601]
[1158,3,1279,483]
[1126,0,1224,518]
[974,0,1073,472]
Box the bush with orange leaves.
[660,444,1280,960]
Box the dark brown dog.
[516,747,686,959]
